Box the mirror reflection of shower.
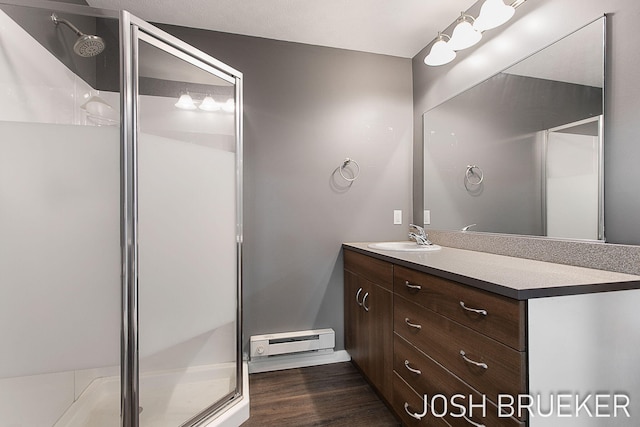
[51,13,105,57]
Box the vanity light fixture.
[174,92,231,112]
[174,92,197,110]
[474,0,516,32]
[448,13,482,51]
[424,32,456,66]
[424,0,527,67]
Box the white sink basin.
[367,241,441,252]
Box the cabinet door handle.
[404,317,422,330]
[459,301,487,316]
[405,280,422,290]
[404,402,427,420]
[462,414,486,427]
[460,350,488,369]
[362,292,370,312]
[404,359,422,375]
[355,287,363,306]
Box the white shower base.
[54,362,249,427]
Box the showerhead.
[74,35,105,57]
[51,13,105,57]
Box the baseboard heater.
[250,328,335,358]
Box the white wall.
[0,122,121,377]
[0,9,121,425]
[528,290,640,426]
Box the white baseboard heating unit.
[250,328,335,358]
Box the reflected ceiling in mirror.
[423,17,604,241]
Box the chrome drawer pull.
[355,287,363,306]
[404,317,422,330]
[404,401,427,420]
[459,301,487,316]
[460,350,488,369]
[405,280,422,290]
[404,360,422,375]
[462,414,486,427]
[362,292,370,312]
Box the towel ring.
[339,158,360,182]
[465,164,484,185]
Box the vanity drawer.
[394,265,525,350]
[344,249,393,291]
[395,334,525,426]
[394,295,526,402]
[393,372,451,427]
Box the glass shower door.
[125,16,243,427]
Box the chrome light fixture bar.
[424,0,527,67]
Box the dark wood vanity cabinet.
[344,244,640,427]
[344,249,394,402]
[394,266,526,427]
[344,249,527,426]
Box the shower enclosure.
[0,1,245,426]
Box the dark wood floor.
[241,362,401,426]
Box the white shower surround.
[0,8,242,426]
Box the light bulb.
[175,93,197,110]
[199,95,220,111]
[448,15,482,51]
[424,34,456,66]
[474,0,515,32]
[222,98,235,113]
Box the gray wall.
[413,0,640,245]
[159,25,413,353]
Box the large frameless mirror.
[423,16,605,241]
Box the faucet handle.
[409,231,432,246]
[461,224,477,232]
[409,223,426,237]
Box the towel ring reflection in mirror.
[339,158,360,182]
[465,164,484,185]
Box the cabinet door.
[364,279,393,401]
[344,270,367,372]
[344,254,394,402]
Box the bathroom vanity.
[343,243,640,427]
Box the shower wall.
[0,8,120,425]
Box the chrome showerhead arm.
[51,13,85,37]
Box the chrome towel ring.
[465,164,484,185]
[339,158,360,182]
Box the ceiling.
[87,0,477,58]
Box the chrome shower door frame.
[120,10,244,427]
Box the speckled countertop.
[343,242,640,300]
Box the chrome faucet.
[461,223,477,232]
[409,224,432,246]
